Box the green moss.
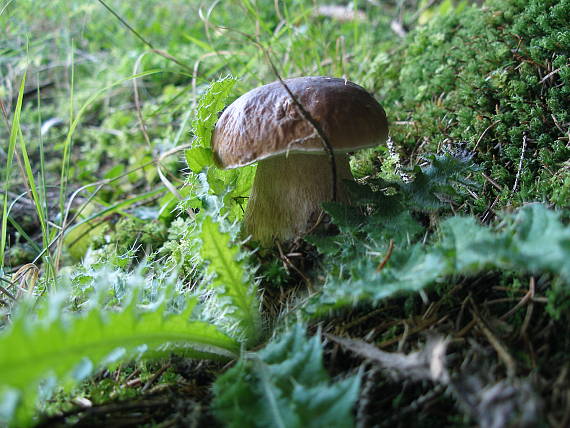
[373,0,570,211]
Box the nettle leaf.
[212,324,360,428]
[200,216,261,347]
[0,291,239,427]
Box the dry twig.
[470,305,517,378]
[512,132,528,193]
[376,240,394,272]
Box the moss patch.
[372,0,570,212]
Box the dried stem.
[512,132,528,193]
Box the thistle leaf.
[0,293,238,427]
[308,203,570,316]
[201,216,261,346]
[440,203,570,280]
[190,75,237,150]
[184,75,254,220]
[213,324,360,428]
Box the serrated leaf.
[201,216,261,347]
[186,147,214,173]
[321,202,366,234]
[440,203,570,279]
[0,294,238,427]
[183,75,254,221]
[308,203,570,317]
[309,202,424,270]
[398,151,481,212]
[213,324,360,428]
[190,75,237,149]
[306,244,448,315]
[206,165,255,221]
[309,151,568,317]
[510,204,570,279]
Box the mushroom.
[211,76,388,245]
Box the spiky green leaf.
[440,203,570,280]
[190,75,237,150]
[213,324,360,428]
[0,292,238,427]
[201,216,261,346]
[308,203,570,316]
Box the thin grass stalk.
[0,72,26,269]
[55,43,75,270]
[97,0,194,73]
[17,128,50,263]
[51,70,160,269]
[7,216,42,255]
[36,74,54,277]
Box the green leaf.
[308,203,570,317]
[213,324,360,428]
[186,147,214,173]
[440,203,570,280]
[183,76,254,221]
[306,244,448,316]
[201,216,261,347]
[399,151,481,212]
[0,286,239,426]
[1,71,26,268]
[218,165,256,221]
[309,151,568,317]
[103,164,125,180]
[190,75,237,149]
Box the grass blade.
[0,71,26,269]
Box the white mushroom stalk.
[244,153,353,245]
[211,76,389,246]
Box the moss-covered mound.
[373,0,569,212]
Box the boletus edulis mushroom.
[211,76,388,245]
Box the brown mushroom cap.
[212,76,388,168]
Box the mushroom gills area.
[243,153,353,245]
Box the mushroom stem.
[243,153,353,245]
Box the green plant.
[213,324,361,428]
[0,73,269,425]
[185,76,256,222]
[200,216,261,347]
[0,212,261,426]
[1,73,26,270]
[305,153,570,316]
[370,0,570,211]
[0,279,238,426]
